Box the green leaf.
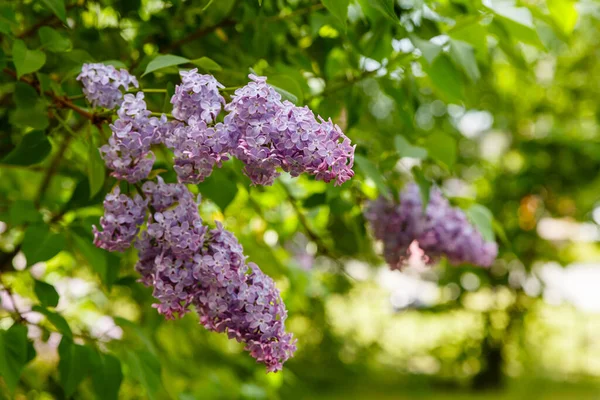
[87,132,105,198]
[448,16,488,60]
[466,204,495,242]
[2,131,51,166]
[34,280,59,308]
[267,75,303,104]
[8,200,42,225]
[412,167,431,212]
[370,0,397,22]
[39,26,72,53]
[126,350,162,400]
[11,105,49,130]
[409,35,442,65]
[394,135,428,159]
[32,306,72,339]
[13,82,39,108]
[197,167,238,211]
[488,3,543,48]
[321,0,349,30]
[102,59,128,69]
[142,54,190,76]
[71,228,120,289]
[449,39,481,82]
[354,155,390,198]
[304,192,327,208]
[91,352,123,400]
[0,324,33,394]
[12,40,46,78]
[21,224,65,266]
[425,132,457,169]
[423,55,464,102]
[190,56,222,71]
[58,338,90,397]
[41,0,67,23]
[548,0,577,34]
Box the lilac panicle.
[171,69,226,124]
[77,63,139,108]
[225,75,355,186]
[365,184,498,269]
[194,222,297,372]
[133,178,296,370]
[100,93,173,183]
[225,74,284,185]
[164,116,234,183]
[93,187,147,252]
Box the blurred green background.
[1,0,600,399]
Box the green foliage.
[0,324,35,394]
[1,0,600,398]
[33,279,60,308]
[12,40,46,78]
[21,224,65,266]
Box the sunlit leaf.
[21,224,66,266]
[466,204,495,242]
[395,135,428,159]
[425,133,457,169]
[449,39,481,82]
[143,54,190,76]
[355,155,390,198]
[321,0,349,30]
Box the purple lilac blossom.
[164,116,234,183]
[194,222,297,372]
[365,183,498,269]
[271,101,355,186]
[224,74,284,185]
[171,69,226,124]
[100,93,172,183]
[225,75,355,186]
[132,179,296,371]
[77,63,139,108]
[93,187,147,252]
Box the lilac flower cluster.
[365,184,498,269]
[92,187,147,252]
[117,178,297,371]
[171,69,225,124]
[100,93,172,183]
[225,75,355,186]
[77,63,139,108]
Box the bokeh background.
[1,0,600,399]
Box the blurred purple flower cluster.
[365,184,498,270]
[77,63,139,108]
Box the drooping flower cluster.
[225,75,355,186]
[100,93,172,183]
[121,178,297,371]
[92,187,147,252]
[79,62,362,372]
[195,223,297,372]
[77,63,139,108]
[365,184,498,269]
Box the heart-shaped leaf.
[12,40,46,78]
[143,54,190,76]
